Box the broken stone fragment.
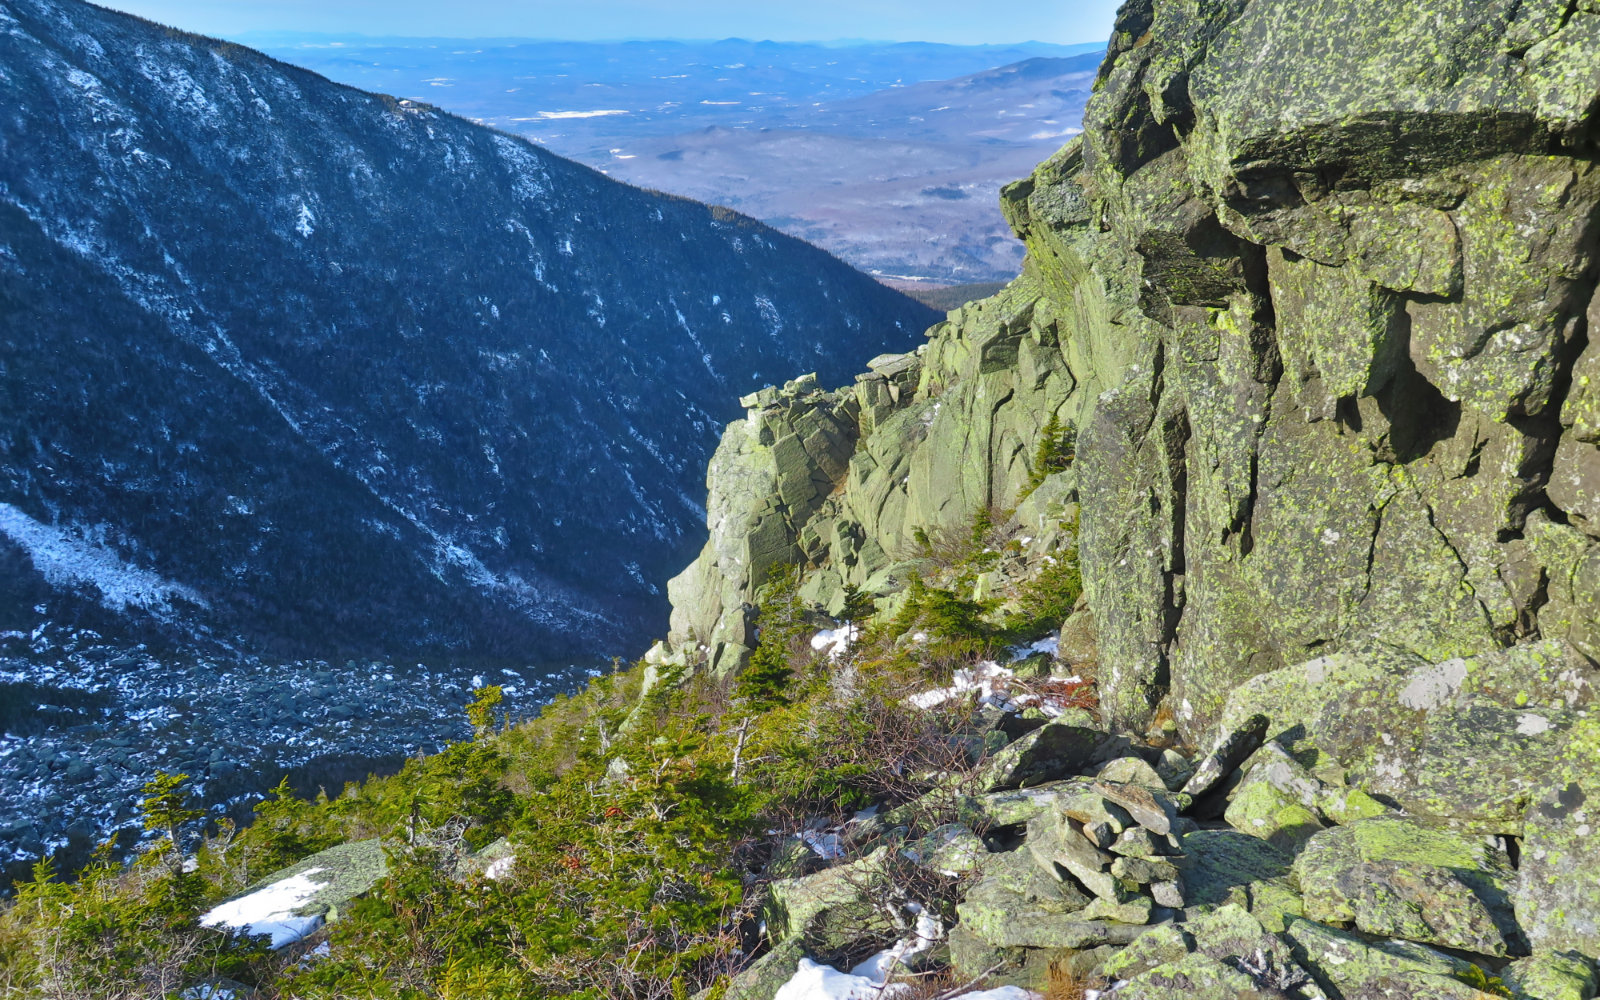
[1154,749,1194,791]
[1026,812,1122,900]
[1061,787,1136,833]
[1110,827,1171,858]
[1293,817,1524,956]
[1182,713,1270,800]
[1150,879,1185,908]
[1081,819,1117,848]
[1093,780,1183,835]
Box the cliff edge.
[664,0,1600,967]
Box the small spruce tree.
[140,771,203,848]
[466,684,505,737]
[735,563,806,711]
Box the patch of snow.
[909,661,1018,710]
[754,295,783,337]
[950,990,1039,1000]
[0,503,208,614]
[1009,635,1058,662]
[773,909,942,1000]
[801,829,844,861]
[485,854,516,880]
[810,625,859,660]
[909,660,1085,718]
[200,868,329,948]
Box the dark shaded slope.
[0,0,936,662]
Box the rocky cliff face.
[666,0,1600,968]
[0,0,934,664]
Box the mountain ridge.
[0,0,936,664]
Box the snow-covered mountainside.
[0,0,936,665]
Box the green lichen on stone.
[1293,817,1522,955]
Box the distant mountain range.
[0,0,936,667]
[249,37,1105,283]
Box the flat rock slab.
[240,838,389,920]
[1178,829,1303,932]
[1113,951,1273,1000]
[1279,917,1479,1000]
[1293,817,1522,956]
[964,776,1129,829]
[1094,780,1182,835]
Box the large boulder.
[1292,818,1523,956]
[1217,642,1599,832]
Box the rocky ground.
[721,632,1599,999]
[0,622,598,881]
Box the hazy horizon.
[92,0,1121,47]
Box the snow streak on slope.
[0,503,207,614]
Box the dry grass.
[1044,957,1113,1000]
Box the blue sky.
[98,0,1122,45]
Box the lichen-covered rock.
[1082,893,1155,925]
[1093,781,1183,836]
[1223,778,1325,854]
[1218,644,1598,832]
[663,0,1600,766]
[762,847,897,952]
[1099,755,1169,790]
[1182,714,1269,799]
[1178,829,1303,932]
[1279,918,1483,1000]
[1292,818,1523,956]
[977,717,1104,792]
[1515,714,1600,956]
[906,822,988,876]
[1113,951,1263,1000]
[667,373,863,666]
[1025,812,1121,901]
[715,938,807,1000]
[1501,950,1599,1000]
